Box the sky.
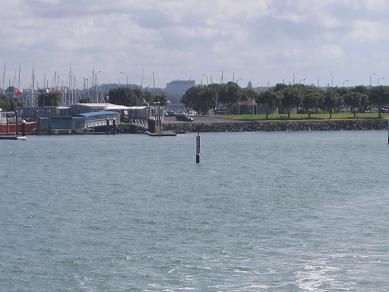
[1,0,389,88]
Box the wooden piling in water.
[196,132,200,164]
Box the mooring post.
[21,119,26,137]
[196,130,200,164]
[48,110,52,135]
[113,118,117,134]
[106,118,110,135]
[6,117,9,134]
[387,120,389,144]
[36,109,39,135]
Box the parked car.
[164,110,176,117]
[176,113,194,122]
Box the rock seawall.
[162,119,388,133]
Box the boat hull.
[0,122,37,134]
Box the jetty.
[0,135,26,140]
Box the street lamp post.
[95,70,102,103]
[370,73,376,88]
[342,80,349,87]
[120,72,129,88]
[378,77,385,86]
[299,78,306,84]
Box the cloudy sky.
[1,0,389,88]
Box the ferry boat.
[0,109,37,134]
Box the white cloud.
[0,0,389,87]
[317,45,344,59]
[348,20,386,42]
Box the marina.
[2,0,389,290]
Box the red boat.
[0,110,37,134]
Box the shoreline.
[160,119,388,133]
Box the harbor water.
[1,131,389,291]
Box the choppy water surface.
[1,131,389,291]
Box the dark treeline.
[38,91,61,107]
[108,88,167,106]
[181,82,389,118]
[0,92,22,111]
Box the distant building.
[4,86,15,97]
[165,80,195,99]
[165,80,195,111]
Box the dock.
[0,135,27,140]
[145,131,177,137]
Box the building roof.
[76,103,110,108]
[127,106,148,110]
[78,111,120,118]
[75,103,131,110]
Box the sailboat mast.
[18,66,21,90]
[141,69,144,90]
[1,64,5,94]
[152,71,155,94]
[73,75,76,103]
[68,67,72,105]
[32,70,35,107]
[43,73,46,92]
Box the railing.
[129,118,147,129]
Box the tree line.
[36,87,169,107]
[181,82,389,118]
[0,93,22,111]
[108,88,167,106]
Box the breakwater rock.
[162,119,388,133]
[117,123,145,134]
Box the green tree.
[301,86,323,119]
[302,95,319,119]
[343,92,367,118]
[226,82,242,113]
[256,90,279,119]
[354,85,368,95]
[0,93,22,111]
[38,91,61,106]
[281,87,301,119]
[109,88,138,106]
[182,86,217,114]
[322,90,342,119]
[369,86,389,118]
[273,83,288,93]
[77,97,91,103]
[241,87,258,115]
[152,92,168,106]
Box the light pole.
[299,78,306,84]
[95,70,102,103]
[120,72,128,88]
[342,80,349,87]
[378,77,385,86]
[370,72,376,88]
